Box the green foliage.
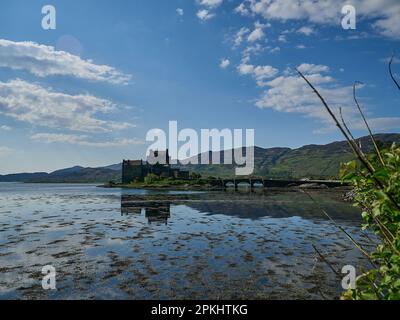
[132,177,142,183]
[144,173,162,184]
[340,143,400,300]
[129,173,220,188]
[190,172,202,180]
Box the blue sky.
[0,0,400,173]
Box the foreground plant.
[298,54,400,300]
[340,144,400,299]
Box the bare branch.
[302,190,375,264]
[339,107,357,144]
[353,81,385,167]
[389,53,400,91]
[312,244,341,277]
[296,69,376,175]
[297,69,400,211]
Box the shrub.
[144,173,161,184]
[190,172,202,180]
[340,144,400,299]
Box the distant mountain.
[51,166,85,175]
[102,163,122,171]
[1,133,399,183]
[0,166,121,183]
[0,172,49,182]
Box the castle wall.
[122,161,146,184]
[122,155,189,183]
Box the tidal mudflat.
[0,183,373,300]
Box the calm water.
[0,183,373,300]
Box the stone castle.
[122,149,189,184]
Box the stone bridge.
[214,178,344,190]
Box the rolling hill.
[179,133,400,179]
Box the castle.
[122,149,189,184]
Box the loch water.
[0,183,373,299]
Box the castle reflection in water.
[121,191,363,224]
[121,195,171,225]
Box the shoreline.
[101,182,352,193]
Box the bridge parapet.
[220,178,344,189]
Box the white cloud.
[196,0,224,21]
[247,21,269,43]
[239,0,400,39]
[235,3,251,16]
[278,34,287,43]
[297,63,330,74]
[296,44,307,49]
[198,0,223,8]
[0,39,131,84]
[238,63,255,75]
[253,63,400,132]
[0,125,11,131]
[237,62,278,86]
[233,27,250,47]
[297,26,314,36]
[269,46,280,53]
[256,71,353,125]
[248,28,264,42]
[30,133,143,148]
[242,43,265,61]
[0,79,133,133]
[253,65,279,82]
[220,58,230,69]
[197,9,215,20]
[176,8,184,16]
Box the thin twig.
[372,215,398,253]
[389,53,400,91]
[353,81,385,166]
[339,107,363,153]
[339,107,356,142]
[302,190,375,265]
[312,244,341,277]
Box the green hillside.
[178,134,400,179]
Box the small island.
[106,173,223,190]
